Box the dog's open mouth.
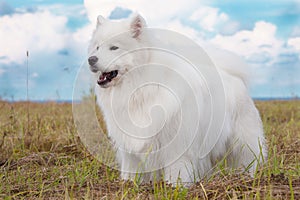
[97,70,118,86]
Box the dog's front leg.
[163,157,195,185]
[117,151,147,182]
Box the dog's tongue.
[98,73,110,85]
[99,73,108,81]
[98,70,118,85]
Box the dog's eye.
[110,46,119,51]
[96,46,99,50]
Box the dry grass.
[0,100,299,199]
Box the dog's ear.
[130,14,146,39]
[97,15,105,26]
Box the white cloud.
[84,0,199,26]
[164,20,203,41]
[219,21,240,35]
[0,4,92,66]
[81,0,242,48]
[83,0,242,40]
[288,37,300,51]
[190,6,229,32]
[211,21,283,62]
[291,26,300,37]
[39,4,86,17]
[81,0,216,51]
[210,20,300,95]
[0,11,69,64]
[71,23,94,52]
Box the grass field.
[0,100,299,199]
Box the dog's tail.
[202,43,249,87]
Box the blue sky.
[0,0,299,100]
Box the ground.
[0,100,299,199]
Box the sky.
[0,0,299,101]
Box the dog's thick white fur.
[88,14,267,184]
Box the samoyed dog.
[87,14,267,184]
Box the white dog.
[87,14,267,184]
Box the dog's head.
[88,14,149,88]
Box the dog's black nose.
[88,56,98,66]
